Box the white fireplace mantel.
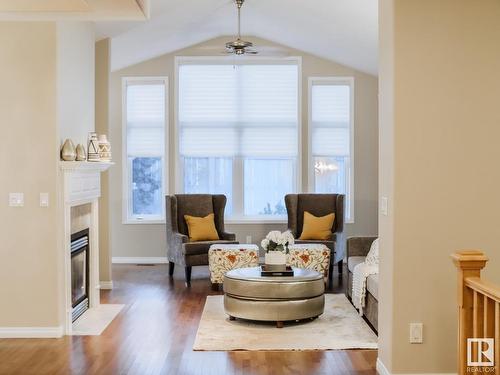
[60,161,114,172]
[59,161,113,335]
[60,161,113,204]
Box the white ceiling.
[96,0,378,75]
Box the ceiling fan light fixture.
[226,39,252,49]
[225,0,257,56]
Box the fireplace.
[71,229,89,322]
[60,161,113,334]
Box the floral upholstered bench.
[287,244,331,279]
[208,244,259,285]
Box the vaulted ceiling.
[96,0,378,75]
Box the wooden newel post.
[451,250,489,375]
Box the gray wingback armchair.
[285,194,345,279]
[165,194,238,286]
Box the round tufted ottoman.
[223,267,325,328]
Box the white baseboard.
[112,257,168,264]
[99,281,114,289]
[376,358,457,375]
[0,326,63,338]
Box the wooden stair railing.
[451,250,500,375]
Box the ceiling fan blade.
[198,45,227,51]
[245,50,259,54]
[252,47,289,57]
[258,46,288,53]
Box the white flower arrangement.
[261,230,295,253]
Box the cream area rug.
[193,294,377,351]
[72,304,124,336]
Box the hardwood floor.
[0,265,377,375]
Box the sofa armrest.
[346,236,377,258]
[220,231,236,241]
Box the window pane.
[125,79,166,222]
[311,85,350,124]
[131,157,163,216]
[314,156,351,219]
[127,84,165,124]
[178,63,298,158]
[178,62,300,219]
[244,159,295,216]
[127,83,165,156]
[183,157,233,214]
[310,80,352,221]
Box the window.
[123,78,167,223]
[177,59,300,220]
[244,159,295,216]
[309,78,354,222]
[183,157,233,214]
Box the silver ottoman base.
[223,267,325,328]
[224,294,325,322]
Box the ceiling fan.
[225,0,258,55]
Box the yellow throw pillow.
[299,211,335,240]
[184,213,220,242]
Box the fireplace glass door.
[71,229,89,322]
[71,249,87,306]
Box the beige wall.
[0,21,96,330]
[95,38,112,282]
[0,22,59,327]
[57,21,95,146]
[378,0,395,371]
[379,0,500,373]
[102,36,378,259]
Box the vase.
[98,134,112,161]
[75,144,86,161]
[87,132,100,162]
[264,251,287,271]
[61,139,76,161]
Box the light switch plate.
[381,196,388,216]
[40,193,49,207]
[410,323,423,344]
[246,235,252,244]
[9,193,24,207]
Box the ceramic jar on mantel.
[87,132,100,162]
[75,144,86,161]
[98,134,112,161]
[61,139,76,161]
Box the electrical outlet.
[40,193,49,207]
[9,193,24,207]
[246,235,252,244]
[381,196,388,216]
[410,323,423,344]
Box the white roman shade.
[311,84,350,156]
[126,82,165,156]
[178,63,299,158]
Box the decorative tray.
[260,265,294,277]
